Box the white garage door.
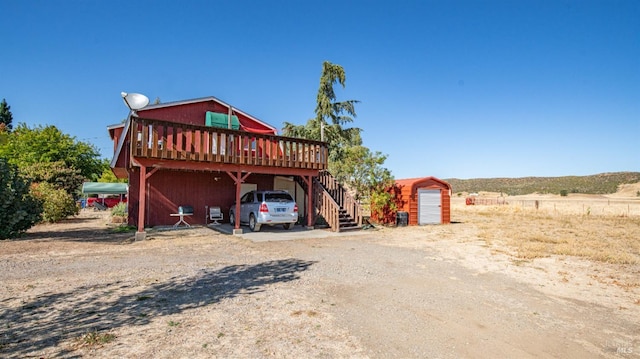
[418,189,441,225]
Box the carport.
[81,182,128,208]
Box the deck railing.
[130,118,328,170]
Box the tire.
[229,211,235,226]
[283,223,293,230]
[249,214,261,232]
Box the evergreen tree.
[282,61,394,209]
[0,99,13,132]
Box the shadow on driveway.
[0,258,316,357]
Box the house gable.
[136,97,277,134]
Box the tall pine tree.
[0,99,13,132]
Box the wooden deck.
[130,118,328,171]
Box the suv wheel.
[283,223,293,230]
[229,211,235,226]
[249,214,261,232]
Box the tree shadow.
[19,227,134,244]
[0,258,316,357]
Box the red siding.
[128,169,276,227]
[137,101,275,133]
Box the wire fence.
[458,197,640,217]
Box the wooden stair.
[296,171,363,232]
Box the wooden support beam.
[304,175,314,228]
[138,166,147,233]
[225,171,251,230]
[145,166,160,180]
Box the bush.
[20,161,84,199]
[560,189,568,197]
[31,182,79,223]
[0,159,42,239]
[111,202,127,217]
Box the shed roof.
[395,177,452,191]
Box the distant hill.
[445,172,640,196]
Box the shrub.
[560,190,568,197]
[0,159,42,239]
[31,182,79,223]
[20,161,84,199]
[111,202,127,217]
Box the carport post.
[305,175,314,229]
[226,170,251,235]
[135,166,147,241]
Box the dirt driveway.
[1,210,638,358]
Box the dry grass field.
[453,197,640,265]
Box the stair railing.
[313,180,341,232]
[317,171,363,228]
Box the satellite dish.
[121,92,150,111]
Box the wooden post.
[135,166,147,241]
[304,175,314,228]
[226,170,251,233]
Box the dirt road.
[0,211,637,358]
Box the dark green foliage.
[0,123,102,181]
[31,182,79,223]
[0,159,42,239]
[446,172,640,195]
[560,189,568,197]
[20,161,84,198]
[0,99,13,132]
[282,61,393,210]
[282,61,363,165]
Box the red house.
[108,96,362,238]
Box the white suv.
[229,190,298,232]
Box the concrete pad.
[206,223,370,242]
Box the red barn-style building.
[108,96,362,238]
[394,177,452,225]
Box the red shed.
[395,177,451,225]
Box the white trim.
[110,116,131,169]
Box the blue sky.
[2,0,638,179]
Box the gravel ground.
[0,210,638,358]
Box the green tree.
[31,182,79,223]
[315,61,360,133]
[0,159,42,239]
[20,161,85,198]
[0,99,13,132]
[0,123,103,181]
[331,146,393,199]
[97,158,127,183]
[283,61,362,163]
[282,61,394,211]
